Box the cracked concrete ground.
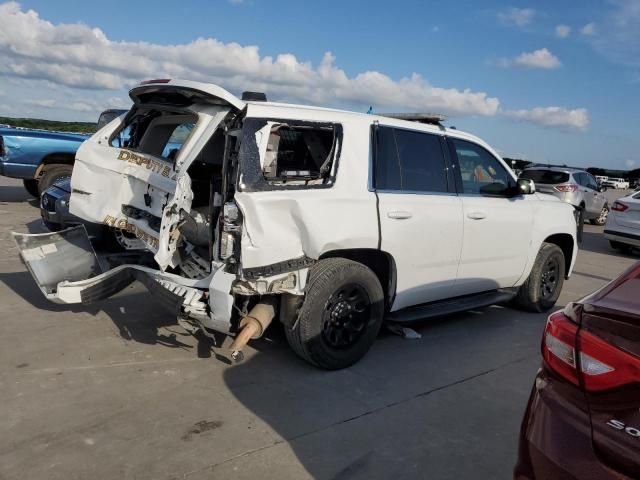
[0,176,637,480]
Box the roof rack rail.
[377,112,446,125]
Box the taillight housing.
[542,311,580,386]
[542,310,640,392]
[611,201,629,212]
[554,183,578,193]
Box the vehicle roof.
[134,78,495,155]
[523,166,591,175]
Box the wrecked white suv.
[14,79,578,370]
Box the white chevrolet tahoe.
[14,79,578,370]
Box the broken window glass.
[257,122,337,183]
[110,110,196,161]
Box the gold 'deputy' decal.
[117,149,171,177]
[103,215,159,249]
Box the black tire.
[38,164,73,194]
[513,243,566,313]
[42,219,61,231]
[590,204,609,226]
[574,207,584,244]
[23,179,40,198]
[609,240,631,253]
[284,258,384,370]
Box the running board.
[386,290,517,324]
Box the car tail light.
[579,329,640,392]
[554,183,578,193]
[543,311,580,386]
[542,310,640,392]
[611,201,629,212]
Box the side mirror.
[517,178,535,195]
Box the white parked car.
[603,178,629,189]
[605,191,640,252]
[13,79,578,369]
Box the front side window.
[452,138,515,196]
[374,126,449,193]
[585,174,599,190]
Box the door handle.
[467,211,487,220]
[387,211,412,220]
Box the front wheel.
[38,164,73,194]
[284,258,384,370]
[513,243,566,313]
[23,179,40,198]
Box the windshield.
[520,169,569,184]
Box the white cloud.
[555,25,571,38]
[625,159,636,169]
[498,48,562,69]
[505,106,589,130]
[0,2,500,117]
[581,22,596,36]
[497,7,535,27]
[228,0,244,4]
[588,1,640,69]
[26,98,56,108]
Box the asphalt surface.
[0,177,638,480]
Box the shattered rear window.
[245,120,340,187]
[110,110,196,161]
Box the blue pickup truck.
[0,109,126,196]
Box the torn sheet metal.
[70,105,231,271]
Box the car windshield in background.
[520,169,570,184]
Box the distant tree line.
[0,116,97,134]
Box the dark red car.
[515,262,640,479]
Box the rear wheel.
[23,179,40,198]
[284,258,384,370]
[590,205,609,226]
[513,243,566,313]
[38,164,73,194]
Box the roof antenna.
[367,106,374,114]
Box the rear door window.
[520,169,570,184]
[374,126,449,193]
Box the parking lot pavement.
[0,176,638,480]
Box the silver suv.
[520,167,609,226]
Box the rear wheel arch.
[319,248,396,310]
[34,153,76,178]
[543,233,573,278]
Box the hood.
[0,127,89,142]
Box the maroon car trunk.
[580,267,640,478]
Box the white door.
[374,125,464,311]
[449,137,533,295]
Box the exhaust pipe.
[229,297,277,362]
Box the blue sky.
[0,0,638,169]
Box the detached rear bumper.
[12,226,236,332]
